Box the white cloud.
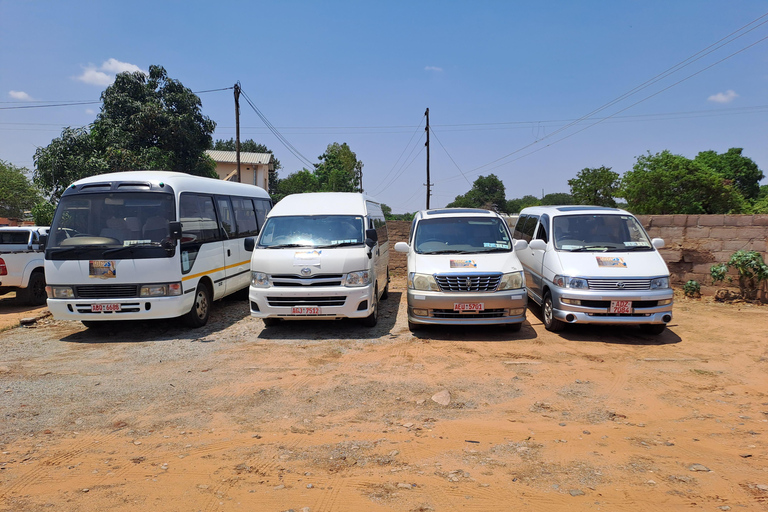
[425,66,443,72]
[9,90,32,100]
[85,108,96,115]
[76,59,146,86]
[707,89,738,104]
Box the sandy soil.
[1,278,767,512]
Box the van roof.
[519,205,630,216]
[269,192,376,217]
[415,208,500,220]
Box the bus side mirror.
[365,228,378,243]
[169,221,182,241]
[244,237,255,252]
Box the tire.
[262,317,281,327]
[508,322,523,333]
[542,291,566,332]
[183,282,212,328]
[639,324,666,335]
[361,287,378,327]
[380,269,390,300]
[17,271,47,306]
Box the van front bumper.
[249,284,375,320]
[406,289,527,326]
[549,288,673,325]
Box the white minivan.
[395,208,528,331]
[514,206,673,334]
[247,192,389,327]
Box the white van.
[247,192,389,327]
[394,208,528,331]
[44,171,272,327]
[514,206,673,334]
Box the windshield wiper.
[621,245,653,251]
[103,242,160,256]
[476,247,511,253]
[421,249,476,255]
[315,241,363,248]
[568,246,610,252]
[263,243,311,249]
[46,246,77,255]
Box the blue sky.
[2,1,767,213]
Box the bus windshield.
[414,217,512,254]
[257,215,365,248]
[48,192,176,250]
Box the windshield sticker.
[331,239,357,245]
[294,250,322,266]
[89,260,116,279]
[624,241,650,247]
[483,242,510,248]
[123,239,151,246]
[596,256,627,268]
[561,244,580,250]
[451,259,477,268]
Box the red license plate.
[454,303,484,312]
[292,307,320,315]
[610,300,632,314]
[91,303,121,312]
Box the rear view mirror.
[365,228,378,243]
[168,221,182,241]
[244,237,255,252]
[394,242,409,253]
[652,238,665,249]
[528,239,546,251]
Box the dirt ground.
[1,278,768,512]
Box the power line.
[429,126,470,185]
[367,113,426,196]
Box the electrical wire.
[367,113,426,196]
[429,126,470,185]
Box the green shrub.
[710,250,768,301]
[683,280,701,298]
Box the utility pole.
[425,108,431,209]
[234,82,241,183]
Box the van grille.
[271,274,344,287]
[75,285,139,298]
[587,279,651,291]
[435,274,501,292]
[266,296,346,307]
[432,308,507,318]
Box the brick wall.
[386,216,768,294]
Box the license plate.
[454,303,484,312]
[91,303,121,313]
[292,307,320,315]
[610,300,632,314]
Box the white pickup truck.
[0,226,49,305]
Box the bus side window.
[180,193,219,243]
[231,196,259,237]
[215,197,235,239]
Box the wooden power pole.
[425,108,431,209]
[234,82,241,183]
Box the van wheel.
[381,269,389,300]
[184,282,211,328]
[362,287,378,327]
[640,324,666,335]
[18,271,47,306]
[262,318,281,327]
[543,291,566,332]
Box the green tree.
[272,169,319,203]
[541,192,574,205]
[446,174,507,211]
[568,166,620,207]
[693,148,763,200]
[0,160,44,219]
[313,142,362,192]
[621,150,747,214]
[34,65,216,200]
[31,200,56,226]
[506,195,541,213]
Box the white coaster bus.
[44,171,272,328]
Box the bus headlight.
[498,271,524,290]
[408,273,439,291]
[553,275,589,289]
[251,272,270,288]
[344,271,371,287]
[140,282,182,297]
[46,285,74,299]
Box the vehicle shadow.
[408,321,538,342]
[527,301,682,346]
[256,291,402,341]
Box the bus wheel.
[184,282,211,328]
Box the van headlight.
[408,273,439,291]
[251,271,271,288]
[46,285,74,299]
[553,275,589,289]
[498,271,524,290]
[140,282,182,297]
[650,277,669,289]
[344,271,371,287]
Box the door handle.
[227,249,231,257]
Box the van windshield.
[48,192,176,253]
[257,215,365,248]
[553,214,653,252]
[414,217,512,254]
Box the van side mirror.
[168,221,182,241]
[651,238,665,249]
[394,242,409,253]
[244,237,255,252]
[528,239,547,251]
